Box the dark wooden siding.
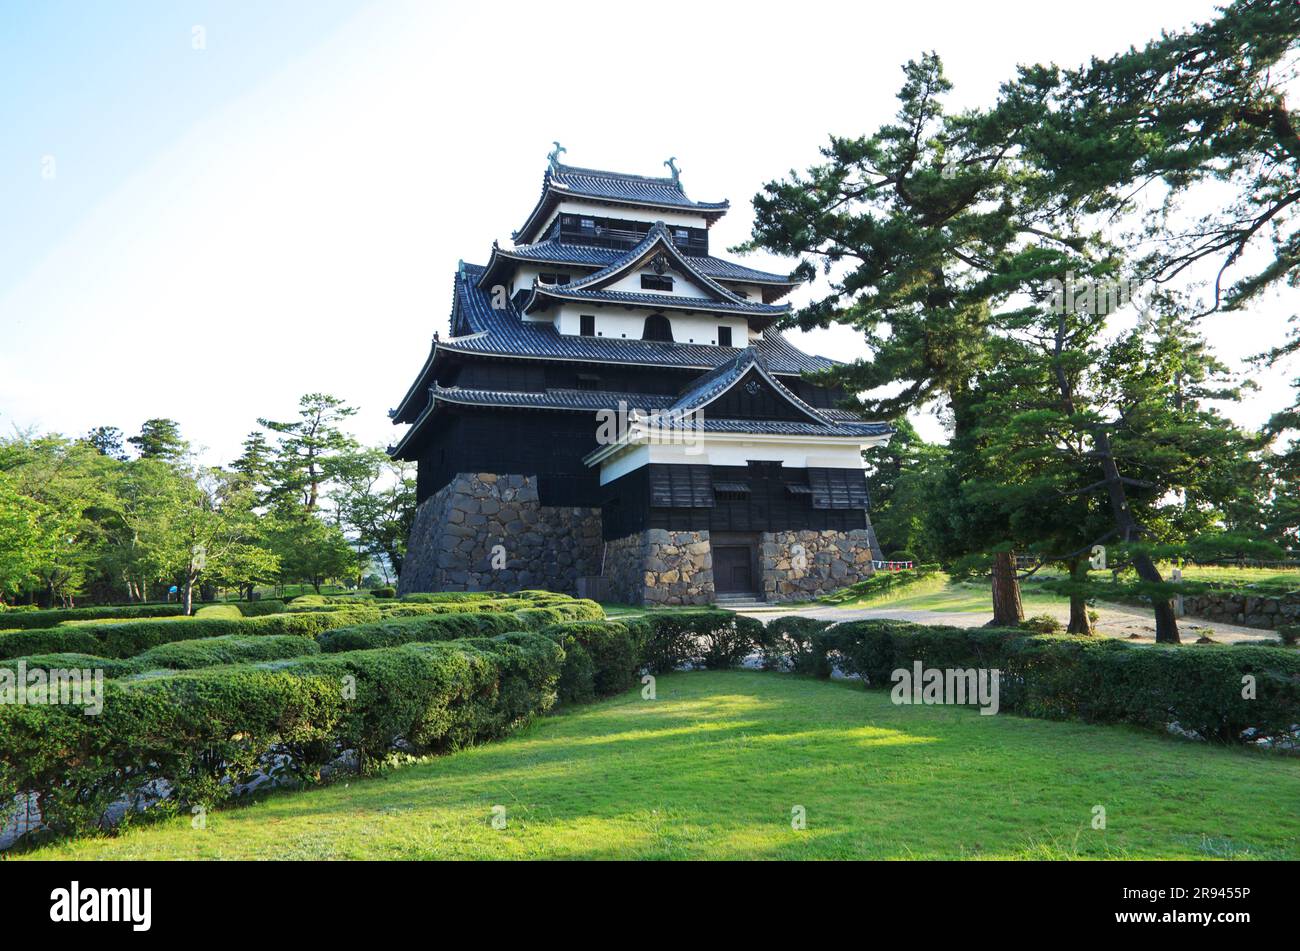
[415,407,602,506]
[599,462,870,539]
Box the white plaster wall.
[555,303,748,346]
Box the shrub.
[131,635,320,671]
[0,609,372,660]
[1279,624,1298,646]
[638,610,763,672]
[194,604,243,620]
[889,551,918,564]
[0,632,563,844]
[759,616,835,675]
[236,599,288,617]
[0,653,139,678]
[0,603,187,630]
[400,591,505,604]
[539,620,639,700]
[317,611,523,652]
[1020,614,1063,635]
[815,618,1300,741]
[369,587,397,599]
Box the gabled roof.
[514,160,729,243]
[477,238,799,302]
[392,263,838,423]
[662,348,831,425]
[519,224,789,321]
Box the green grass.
[873,579,1071,615]
[18,671,1299,860]
[824,569,952,609]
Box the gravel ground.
[736,599,1283,645]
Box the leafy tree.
[739,53,1105,627]
[329,448,417,581]
[136,466,277,614]
[258,394,360,514]
[862,419,951,564]
[1021,0,1300,322]
[127,418,188,462]
[83,426,128,461]
[265,514,358,593]
[0,474,48,602]
[230,430,274,500]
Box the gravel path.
[736,599,1282,645]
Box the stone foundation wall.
[1182,591,1300,630]
[398,473,601,597]
[602,529,714,606]
[761,529,876,601]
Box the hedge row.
[0,632,563,841]
[0,636,318,679]
[0,603,188,630]
[785,619,1300,742]
[0,609,376,660]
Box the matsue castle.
[389,149,893,605]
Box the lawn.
[18,671,1299,860]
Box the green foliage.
[0,603,187,630]
[758,616,835,676]
[1021,614,1064,634]
[0,609,369,660]
[638,610,765,672]
[539,620,639,702]
[0,632,563,845]
[821,564,942,605]
[812,619,1300,742]
[1279,625,1299,647]
[370,587,396,599]
[130,634,319,671]
[317,611,524,652]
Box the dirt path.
[736,599,1282,645]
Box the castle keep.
[390,153,891,604]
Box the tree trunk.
[991,551,1024,627]
[183,575,195,616]
[1092,430,1179,643]
[1067,556,1093,635]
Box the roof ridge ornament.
[664,156,680,183]
[547,141,566,171]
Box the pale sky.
[2,0,1295,463]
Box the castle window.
[717,326,732,347]
[539,272,570,285]
[642,313,673,342]
[641,274,674,292]
[580,314,595,336]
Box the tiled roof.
[663,348,831,424]
[527,285,787,317]
[431,386,676,412]
[515,160,729,242]
[439,263,837,375]
[494,239,797,286]
[401,385,887,447]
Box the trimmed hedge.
[131,635,320,672]
[759,616,835,676]
[0,632,563,842]
[0,603,187,630]
[637,610,765,672]
[816,619,1300,742]
[235,599,289,617]
[318,611,525,652]
[0,609,375,660]
[539,620,640,703]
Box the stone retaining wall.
[603,529,714,606]
[761,529,877,601]
[1182,591,1300,630]
[398,473,601,596]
